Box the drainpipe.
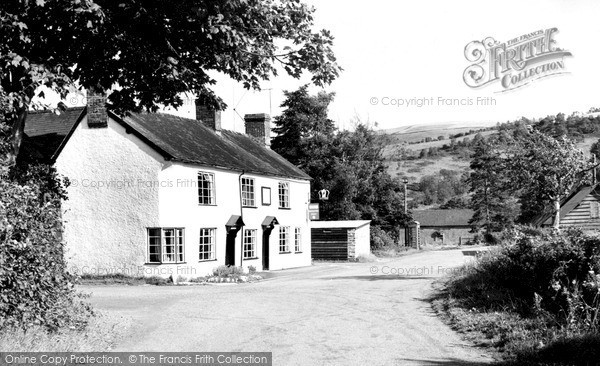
[238,170,245,268]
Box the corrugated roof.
[21,108,310,180]
[412,209,474,227]
[309,220,371,229]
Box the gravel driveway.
[81,249,494,365]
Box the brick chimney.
[244,113,271,147]
[196,102,222,133]
[86,90,108,128]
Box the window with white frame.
[243,229,257,259]
[147,228,184,264]
[199,228,216,261]
[279,226,290,253]
[294,227,302,252]
[198,172,216,205]
[241,177,255,206]
[278,182,290,208]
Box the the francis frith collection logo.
[463,28,572,92]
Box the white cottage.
[21,98,312,279]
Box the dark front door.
[262,228,273,270]
[225,231,238,266]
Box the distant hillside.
[377,122,496,143]
[377,115,600,210]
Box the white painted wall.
[154,166,312,277]
[354,224,371,257]
[57,115,311,279]
[57,116,164,276]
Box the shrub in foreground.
[450,228,600,324]
[0,164,92,330]
[441,227,600,362]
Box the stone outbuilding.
[411,209,474,246]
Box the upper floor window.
[199,228,216,261]
[278,182,290,208]
[243,229,257,259]
[198,172,215,205]
[147,228,184,264]
[242,177,255,207]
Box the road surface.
[82,249,494,365]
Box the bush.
[448,227,600,328]
[0,163,92,330]
[212,265,244,278]
[438,227,600,361]
[370,225,396,249]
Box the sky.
[197,0,600,133]
[51,0,600,133]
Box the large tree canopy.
[0,0,341,164]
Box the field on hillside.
[385,156,470,183]
[380,124,496,159]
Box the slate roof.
[21,107,85,161]
[411,209,474,227]
[530,185,598,226]
[21,108,311,180]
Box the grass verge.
[0,310,131,352]
[77,273,172,286]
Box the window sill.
[295,251,303,254]
[242,206,257,209]
[199,259,217,263]
[198,204,217,207]
[243,257,259,260]
[279,251,292,254]
[144,262,187,265]
[278,207,291,210]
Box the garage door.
[311,228,348,260]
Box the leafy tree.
[271,85,336,166]
[439,196,470,209]
[469,130,591,232]
[509,131,589,229]
[0,0,341,164]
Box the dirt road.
[82,249,494,365]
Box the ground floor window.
[279,226,290,253]
[199,228,216,261]
[147,228,184,263]
[294,227,302,252]
[243,229,257,259]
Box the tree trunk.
[5,108,27,167]
[553,197,561,230]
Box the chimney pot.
[244,113,271,147]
